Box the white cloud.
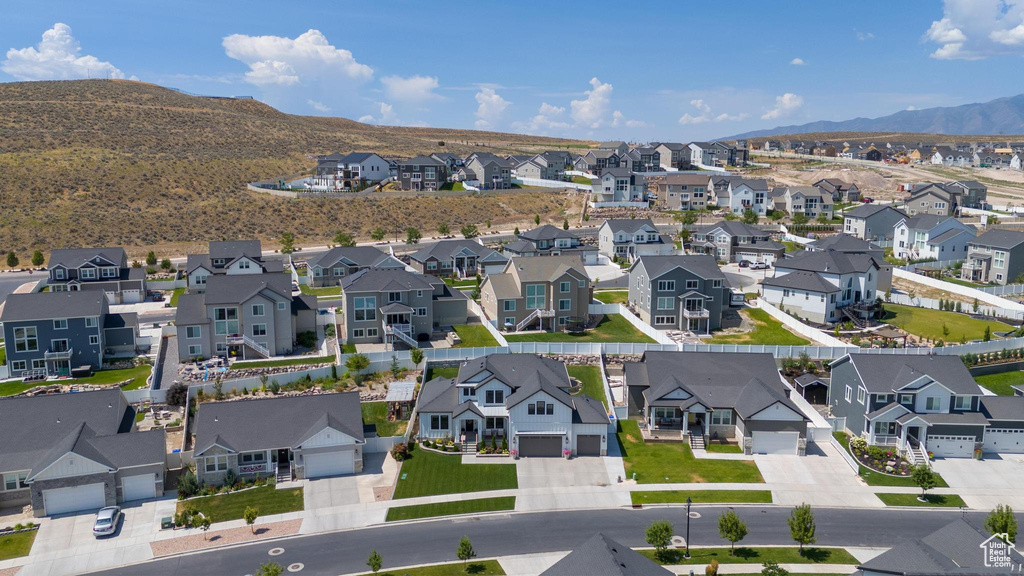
[223,29,372,86]
[715,112,749,122]
[678,98,745,125]
[2,23,124,80]
[538,102,564,116]
[381,74,440,102]
[358,114,374,123]
[473,87,510,130]
[761,93,804,120]
[307,99,331,112]
[570,77,614,128]
[678,113,709,125]
[513,101,570,133]
[906,105,918,111]
[856,30,875,41]
[359,102,399,125]
[790,57,806,65]
[924,0,1024,59]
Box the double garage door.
[43,483,106,516]
[927,435,975,458]
[751,431,799,455]
[518,435,562,457]
[304,451,356,478]
[984,429,1024,454]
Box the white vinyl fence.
[886,292,1023,322]
[754,300,849,347]
[588,303,678,345]
[513,177,591,191]
[894,268,1024,313]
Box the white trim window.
[13,327,38,353]
[429,415,449,430]
[85,317,98,328]
[657,297,673,310]
[3,472,28,491]
[925,397,941,411]
[53,319,68,330]
[654,316,675,325]
[252,324,267,337]
[80,268,97,280]
[954,395,972,410]
[186,326,202,339]
[711,410,732,426]
[844,385,852,402]
[525,284,544,309]
[857,388,866,405]
[503,300,516,312]
[89,335,100,345]
[657,280,675,292]
[560,281,570,293]
[188,344,202,356]
[559,299,571,311]
[252,304,265,317]
[277,301,286,310]
[205,455,228,473]
[354,297,377,321]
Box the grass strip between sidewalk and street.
[638,546,858,565]
[385,497,516,522]
[630,490,772,505]
[356,560,505,576]
[876,493,967,507]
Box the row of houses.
[650,174,858,217]
[754,138,1024,169]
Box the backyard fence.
[894,268,1024,313]
[754,299,849,347]
[885,292,1024,322]
[512,177,592,191]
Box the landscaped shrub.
[166,381,188,407]
[390,442,410,461]
[177,469,200,499]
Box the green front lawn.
[639,546,857,566]
[452,325,500,348]
[362,401,409,437]
[881,303,1011,342]
[630,490,772,505]
[425,366,460,380]
[617,420,763,484]
[299,284,342,296]
[357,560,505,576]
[393,445,517,499]
[941,277,989,289]
[833,433,948,487]
[229,355,335,370]
[706,308,811,346]
[783,240,804,253]
[177,485,304,523]
[0,529,36,561]
[705,442,743,454]
[567,365,607,410]
[0,380,33,397]
[0,345,6,365]
[341,343,357,354]
[504,314,656,344]
[594,290,628,304]
[444,277,479,288]
[876,493,966,507]
[69,365,153,391]
[169,287,185,307]
[974,370,1024,396]
[385,497,515,522]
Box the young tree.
[457,536,476,567]
[911,464,937,501]
[460,224,480,239]
[718,510,748,554]
[485,218,491,228]
[742,210,759,225]
[333,231,356,247]
[816,212,829,224]
[534,214,541,225]
[563,217,570,230]
[279,232,296,254]
[371,227,386,241]
[166,381,189,407]
[390,354,402,378]
[513,226,520,236]
[760,561,790,576]
[984,325,992,342]
[255,562,284,576]
[6,251,18,268]
[675,210,699,226]
[985,504,1018,543]
[31,250,44,267]
[346,353,371,384]
[942,323,950,338]
[161,258,172,271]
[146,251,157,266]
[366,549,383,574]
[792,212,809,226]
[405,227,421,244]
[645,520,674,562]
[437,223,450,237]
[198,515,212,540]
[787,503,816,553]
[243,506,259,533]
[973,298,980,313]
[410,347,424,366]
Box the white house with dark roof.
[716,178,771,215]
[503,225,599,264]
[807,233,892,291]
[46,247,146,304]
[408,239,508,278]
[625,351,810,455]
[893,214,975,261]
[783,186,834,220]
[760,249,880,325]
[312,152,390,190]
[186,240,284,290]
[417,354,609,456]
[597,219,675,263]
[590,167,648,206]
[962,228,1024,285]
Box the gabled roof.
[603,218,658,235]
[337,152,383,164]
[702,220,769,238]
[971,228,1024,250]
[341,268,438,293]
[844,203,905,219]
[0,290,106,322]
[194,393,364,455]
[506,255,588,283]
[835,355,981,395]
[174,292,209,325]
[308,246,398,269]
[48,247,126,269]
[808,234,880,253]
[930,228,973,244]
[786,185,830,200]
[774,249,879,275]
[900,214,951,231]
[761,270,840,293]
[409,239,507,266]
[540,533,672,576]
[399,155,445,166]
[209,240,262,261]
[731,178,769,192]
[980,395,1024,421]
[857,518,1024,574]
[633,255,726,281]
[202,273,292,306]
[519,225,578,242]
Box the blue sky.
[2,0,1023,141]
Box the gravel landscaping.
[150,519,302,557]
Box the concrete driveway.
[755,441,882,507]
[516,456,616,490]
[931,453,1024,509]
[301,452,397,511]
[721,262,771,293]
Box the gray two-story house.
[409,239,508,278]
[186,240,285,290]
[340,269,468,347]
[307,246,404,288]
[464,155,513,190]
[842,204,906,242]
[503,225,599,264]
[396,155,449,191]
[627,255,729,333]
[0,291,140,379]
[46,247,147,304]
[962,228,1024,285]
[690,221,785,265]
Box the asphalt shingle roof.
[761,270,840,293]
[0,291,106,322]
[409,240,507,265]
[540,533,672,576]
[980,395,1024,421]
[775,249,878,275]
[838,355,981,395]
[634,255,726,281]
[857,518,1024,574]
[603,218,659,235]
[845,203,904,219]
[48,247,126,269]
[971,228,1024,250]
[520,225,579,242]
[308,246,396,269]
[202,273,291,305]
[341,268,437,292]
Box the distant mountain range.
[726,94,1024,140]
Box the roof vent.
[214,416,219,422]
[56,417,61,424]
[108,403,113,409]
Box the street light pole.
[684,496,692,559]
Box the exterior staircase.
[688,427,705,450]
[516,308,555,332]
[276,461,291,483]
[385,324,418,348]
[907,441,930,467]
[461,431,478,454]
[242,335,270,358]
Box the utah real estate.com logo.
[981,533,1019,569]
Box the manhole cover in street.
[268,548,285,556]
[671,535,686,547]
[689,511,701,519]
[287,563,304,572]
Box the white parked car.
[92,506,122,537]
[749,261,771,270]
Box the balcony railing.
[44,347,73,360]
[238,462,269,475]
[683,307,709,319]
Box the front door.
[463,420,477,433]
[277,448,289,467]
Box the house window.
[80,268,96,279]
[954,396,972,410]
[353,329,365,338]
[685,280,698,289]
[578,280,586,288]
[89,335,100,345]
[995,251,1006,268]
[560,281,570,293]
[86,317,98,328]
[485,390,505,404]
[899,394,913,405]
[873,421,897,436]
[844,385,852,402]
[712,279,723,288]
[277,301,286,310]
[10,360,25,372]
[53,319,68,330]
[214,307,239,335]
[205,455,228,472]
[857,388,866,405]
[252,304,265,317]
[654,316,675,325]
[186,326,201,339]
[240,452,265,463]
[711,410,732,425]
[525,284,545,309]
[925,397,941,411]
[13,327,37,353]
[188,344,202,356]
[252,324,267,337]
[657,280,675,292]
[387,292,402,303]
[54,268,65,280]
[504,316,515,326]
[366,328,378,337]
[237,260,251,270]
[415,307,427,317]
[657,297,673,310]
[503,300,516,312]
[559,299,571,311]
[3,472,28,491]
[429,415,449,430]
[333,267,345,277]
[354,297,377,321]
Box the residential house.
[480,256,591,331]
[464,154,513,190]
[760,249,881,325]
[503,226,599,264]
[647,173,708,211]
[653,142,690,170]
[429,152,462,172]
[712,141,748,167]
[892,214,975,261]
[842,204,906,242]
[1012,153,1022,170]
[408,239,509,278]
[947,180,988,209]
[807,234,892,291]
[687,142,718,167]
[596,141,629,155]
[855,147,884,162]
[618,147,660,172]
[540,533,673,576]
[719,178,771,215]
[597,219,675,263]
[962,228,1024,285]
[311,152,390,190]
[175,273,316,362]
[194,393,365,485]
[0,389,165,517]
[905,183,962,216]
[829,354,1024,459]
[856,519,1024,575]
[590,167,648,205]
[417,354,608,456]
[514,155,562,181]
[46,247,146,304]
[783,186,834,220]
[707,175,742,206]
[306,246,405,288]
[396,155,449,191]
[186,240,284,290]
[625,352,810,455]
[690,221,785,265]
[813,178,860,203]
[340,269,468,347]
[930,146,961,166]
[627,255,729,333]
[577,149,621,176]
[1,291,140,379]
[763,140,782,152]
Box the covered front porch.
[455,413,508,446]
[865,404,929,464]
[644,401,710,442]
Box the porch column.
[704,412,710,437]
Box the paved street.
[0,270,41,306]
[84,506,993,576]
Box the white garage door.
[927,435,975,458]
[984,429,1024,454]
[43,483,106,515]
[122,473,157,501]
[304,451,355,478]
[736,252,758,262]
[751,431,799,455]
[122,290,142,304]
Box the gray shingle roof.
[930,228,973,244]
[981,395,1024,421]
[858,518,1024,574]
[705,221,769,238]
[540,533,672,576]
[838,355,981,395]
[202,273,291,305]
[902,214,950,231]
[400,155,445,166]
[194,393,364,455]
[308,246,396,269]
[808,234,878,253]
[603,218,658,235]
[845,203,904,219]
[506,255,588,284]
[635,255,726,281]
[174,293,209,325]
[520,225,579,242]
[409,239,507,265]
[971,228,1024,250]
[48,247,126,269]
[775,249,878,275]
[209,240,262,261]
[761,270,840,293]
[341,268,437,292]
[0,291,106,322]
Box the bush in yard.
[645,520,674,561]
[160,258,172,271]
[367,549,383,574]
[390,443,410,461]
[457,536,476,567]
[146,251,157,266]
[270,380,280,395]
[760,561,790,576]
[410,347,424,366]
[296,331,317,349]
[166,381,188,407]
[705,559,719,576]
[6,251,18,268]
[787,503,816,553]
[718,510,747,554]
[346,354,371,384]
[176,469,199,499]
